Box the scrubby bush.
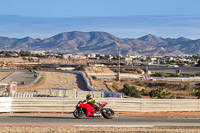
[169,73,183,77]
[151,72,182,77]
[195,87,200,99]
[148,82,167,88]
[33,65,41,70]
[149,87,173,99]
[196,72,200,76]
[188,73,196,77]
[91,76,97,80]
[151,72,165,77]
[197,60,200,66]
[183,84,194,91]
[120,83,141,98]
[141,89,149,96]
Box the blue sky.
[1,0,200,17]
[0,0,200,39]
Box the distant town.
[0,50,199,68]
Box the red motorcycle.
[73,101,114,119]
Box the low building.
[63,54,87,60]
[134,62,153,66]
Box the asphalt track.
[0,71,40,88]
[0,116,200,127]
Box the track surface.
[0,116,200,127]
[0,71,39,88]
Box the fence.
[0,90,104,98]
[0,92,34,97]
[87,73,145,79]
[0,97,200,113]
[147,77,200,81]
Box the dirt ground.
[84,66,116,91]
[0,126,199,133]
[18,72,88,91]
[115,111,200,118]
[1,111,200,118]
[0,71,13,81]
[84,66,114,74]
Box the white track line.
[74,125,154,127]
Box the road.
[109,66,200,74]
[142,66,200,74]
[0,71,40,88]
[0,116,200,127]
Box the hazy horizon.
[1,0,200,39]
[0,15,200,40]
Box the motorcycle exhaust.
[93,112,102,117]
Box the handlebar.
[78,100,86,103]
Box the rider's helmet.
[86,94,91,100]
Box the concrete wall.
[1,97,200,113]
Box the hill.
[0,31,199,56]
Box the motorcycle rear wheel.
[102,108,114,119]
[73,109,86,119]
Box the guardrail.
[0,97,200,113]
[148,77,200,81]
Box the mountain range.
[0,31,199,56]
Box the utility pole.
[116,43,121,81]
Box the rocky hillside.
[0,31,199,56]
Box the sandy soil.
[1,111,200,118]
[19,72,88,91]
[0,126,199,133]
[0,72,13,81]
[84,66,115,91]
[0,57,24,63]
[84,66,114,74]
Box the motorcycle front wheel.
[73,109,86,119]
[102,108,114,119]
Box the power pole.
[116,43,121,81]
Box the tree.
[120,83,141,98]
[197,60,200,66]
[149,87,173,99]
[112,56,118,60]
[151,72,165,77]
[104,55,110,60]
[60,54,64,59]
[196,72,200,76]
[19,50,31,56]
[91,76,97,80]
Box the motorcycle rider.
[84,94,101,110]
